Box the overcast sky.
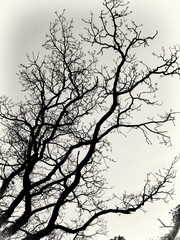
[0,0,180,239]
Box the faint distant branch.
[158,218,172,228]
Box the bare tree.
[158,204,180,240]
[0,0,179,239]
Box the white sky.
[0,0,180,239]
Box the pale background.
[0,0,180,239]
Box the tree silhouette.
[159,204,180,240]
[0,0,179,239]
